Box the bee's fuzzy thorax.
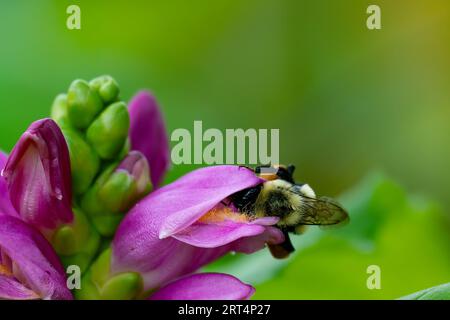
[254,179,304,227]
[259,180,302,208]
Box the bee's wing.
[296,195,349,226]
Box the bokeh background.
[1,0,449,299]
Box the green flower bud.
[67,79,104,129]
[86,102,129,160]
[119,138,131,160]
[51,208,101,272]
[76,249,143,300]
[62,128,100,194]
[101,273,143,300]
[91,248,112,285]
[90,75,120,104]
[79,166,122,237]
[80,151,152,237]
[90,215,124,238]
[52,225,77,255]
[51,94,71,128]
[98,170,137,212]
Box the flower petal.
[128,91,170,187]
[149,273,255,300]
[172,220,270,248]
[157,165,264,238]
[0,215,72,300]
[231,225,285,254]
[113,232,230,291]
[0,275,39,300]
[2,119,73,230]
[111,165,272,291]
[0,150,7,165]
[0,151,18,217]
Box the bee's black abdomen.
[230,185,262,214]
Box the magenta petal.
[112,165,272,291]
[128,91,170,187]
[0,215,72,300]
[158,165,264,238]
[2,119,73,230]
[149,273,255,300]
[0,150,7,165]
[172,220,267,248]
[113,233,230,291]
[0,275,39,300]
[172,218,284,252]
[231,226,285,254]
[250,216,280,226]
[113,165,262,252]
[0,151,18,217]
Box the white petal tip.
[159,231,170,239]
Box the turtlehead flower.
[0,151,17,217]
[0,119,99,272]
[80,150,152,237]
[149,273,254,300]
[128,91,170,188]
[78,165,282,299]
[0,215,72,300]
[2,119,73,232]
[0,78,276,300]
[103,150,152,213]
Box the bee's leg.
[294,225,309,235]
[220,200,231,206]
[268,231,295,259]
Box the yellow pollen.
[0,264,13,276]
[198,207,250,224]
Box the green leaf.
[399,283,450,300]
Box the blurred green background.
[1,1,449,299]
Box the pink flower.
[128,91,170,188]
[0,215,72,300]
[1,90,272,300]
[149,273,254,300]
[110,165,284,298]
[0,151,16,218]
[2,119,73,232]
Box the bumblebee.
[230,164,349,259]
